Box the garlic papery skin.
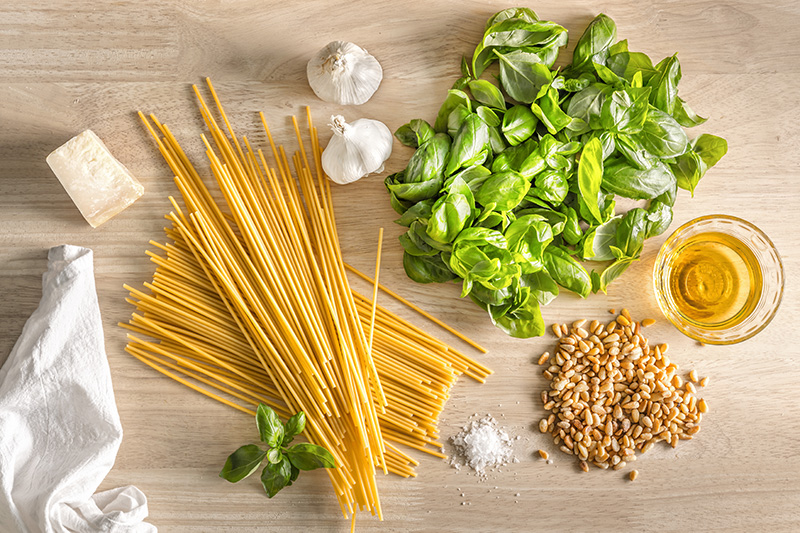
[321,115,393,184]
[307,41,383,105]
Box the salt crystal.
[448,415,514,477]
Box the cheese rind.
[46,130,144,228]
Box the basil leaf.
[543,245,591,298]
[476,171,530,211]
[394,198,434,227]
[468,79,507,110]
[582,215,622,261]
[405,133,451,183]
[577,137,604,223]
[645,200,673,238]
[427,178,475,243]
[385,174,444,204]
[285,443,337,471]
[638,108,689,158]
[219,444,267,483]
[403,252,456,283]
[603,160,675,199]
[572,13,617,70]
[594,258,635,294]
[532,87,573,134]
[673,97,707,128]
[615,207,648,258]
[486,7,539,28]
[600,87,651,134]
[502,105,538,146]
[671,149,706,195]
[395,119,435,148]
[560,205,583,245]
[267,448,283,465]
[566,84,611,131]
[445,114,490,176]
[616,133,659,170]
[495,49,552,104]
[648,55,681,115]
[515,208,566,236]
[692,134,728,169]
[434,90,471,133]
[489,290,545,338]
[505,214,553,273]
[260,456,291,498]
[606,52,657,83]
[483,19,567,49]
[521,269,559,306]
[256,404,284,448]
[282,411,305,446]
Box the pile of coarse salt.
[449,415,515,477]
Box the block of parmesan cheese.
[46,130,144,228]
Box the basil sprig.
[388,10,727,338]
[219,404,335,497]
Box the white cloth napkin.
[0,245,155,533]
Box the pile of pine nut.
[538,310,708,475]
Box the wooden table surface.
[1,1,799,531]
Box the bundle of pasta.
[121,79,491,521]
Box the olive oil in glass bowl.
[653,215,783,345]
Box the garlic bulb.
[307,41,383,105]
[321,115,393,184]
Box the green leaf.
[495,50,552,104]
[543,246,591,298]
[445,114,490,176]
[559,205,583,245]
[267,448,283,465]
[671,149,706,195]
[582,215,622,261]
[528,170,568,205]
[403,252,456,283]
[285,443,337,471]
[475,171,530,211]
[434,90,471,133]
[485,7,539,28]
[427,178,475,243]
[405,133,452,184]
[572,13,617,70]
[282,411,306,446]
[488,290,545,338]
[637,108,689,158]
[260,456,292,498]
[594,258,635,294]
[673,98,707,128]
[219,444,267,483]
[505,214,553,273]
[256,404,284,448]
[521,269,559,306]
[502,105,538,146]
[393,198,434,227]
[606,52,657,83]
[577,137,604,223]
[615,208,648,258]
[692,134,728,168]
[603,160,676,200]
[531,87,573,134]
[645,200,673,238]
[648,55,681,115]
[600,87,651,134]
[566,84,610,132]
[395,119,435,148]
[468,79,507,110]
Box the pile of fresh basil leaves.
[386,8,727,338]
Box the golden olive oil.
[667,232,762,329]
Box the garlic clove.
[322,115,392,184]
[307,41,383,105]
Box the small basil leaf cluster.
[387,9,727,338]
[219,404,335,498]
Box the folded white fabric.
[0,245,155,533]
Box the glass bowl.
[653,214,784,345]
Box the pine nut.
[629,470,638,481]
[641,318,656,327]
[538,449,549,460]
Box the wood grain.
[1,1,799,531]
